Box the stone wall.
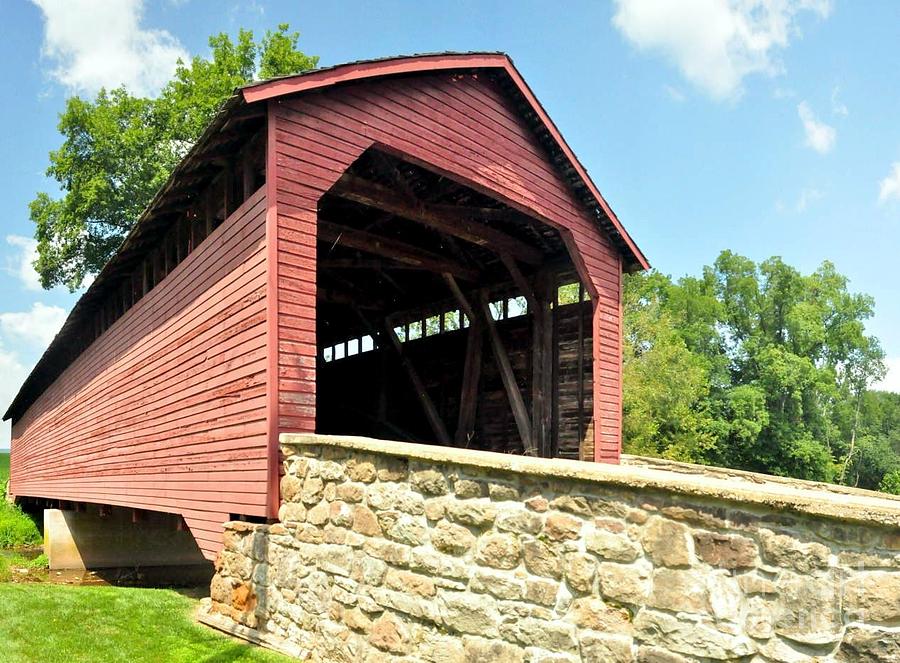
[200,434,900,662]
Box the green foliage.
[880,470,900,495]
[0,506,42,550]
[840,390,900,490]
[622,271,718,462]
[0,452,42,550]
[25,553,49,569]
[32,25,317,291]
[622,251,892,487]
[0,585,290,661]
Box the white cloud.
[873,357,900,393]
[0,303,68,349]
[611,0,831,100]
[4,235,41,291]
[0,345,28,449]
[795,187,823,212]
[831,85,848,116]
[31,0,189,96]
[798,101,836,153]
[878,163,900,204]
[0,301,71,448]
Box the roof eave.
[240,52,649,272]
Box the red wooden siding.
[271,72,623,461]
[9,189,269,558]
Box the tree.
[31,24,317,291]
[622,270,718,462]
[841,390,900,490]
[622,251,888,484]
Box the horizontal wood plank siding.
[273,72,621,460]
[9,189,269,559]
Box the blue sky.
[2,0,899,447]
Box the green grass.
[0,552,48,583]
[0,584,291,662]
[0,451,42,550]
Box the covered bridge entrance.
[5,54,647,562]
[315,147,597,460]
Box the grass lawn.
[0,584,291,663]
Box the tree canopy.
[623,251,898,492]
[31,24,317,291]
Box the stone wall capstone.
[200,434,900,662]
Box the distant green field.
[0,451,9,485]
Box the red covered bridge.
[5,53,647,561]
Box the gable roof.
[4,52,647,423]
[241,52,648,271]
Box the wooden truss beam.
[317,286,385,309]
[501,256,554,457]
[385,323,452,445]
[478,292,535,455]
[331,174,543,265]
[454,315,483,447]
[318,219,479,281]
[445,275,536,455]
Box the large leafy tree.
[623,251,889,485]
[31,25,317,291]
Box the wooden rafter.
[330,174,543,265]
[430,203,518,223]
[318,219,479,281]
[320,258,429,271]
[316,287,385,309]
[370,151,418,202]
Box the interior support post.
[242,147,255,200]
[445,273,535,455]
[454,317,483,447]
[478,294,536,456]
[576,282,586,455]
[501,255,554,457]
[384,323,452,445]
[531,269,555,458]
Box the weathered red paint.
[6,54,645,559]
[264,103,281,520]
[270,67,627,463]
[10,191,269,556]
[244,53,648,272]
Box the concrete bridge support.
[44,505,208,571]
